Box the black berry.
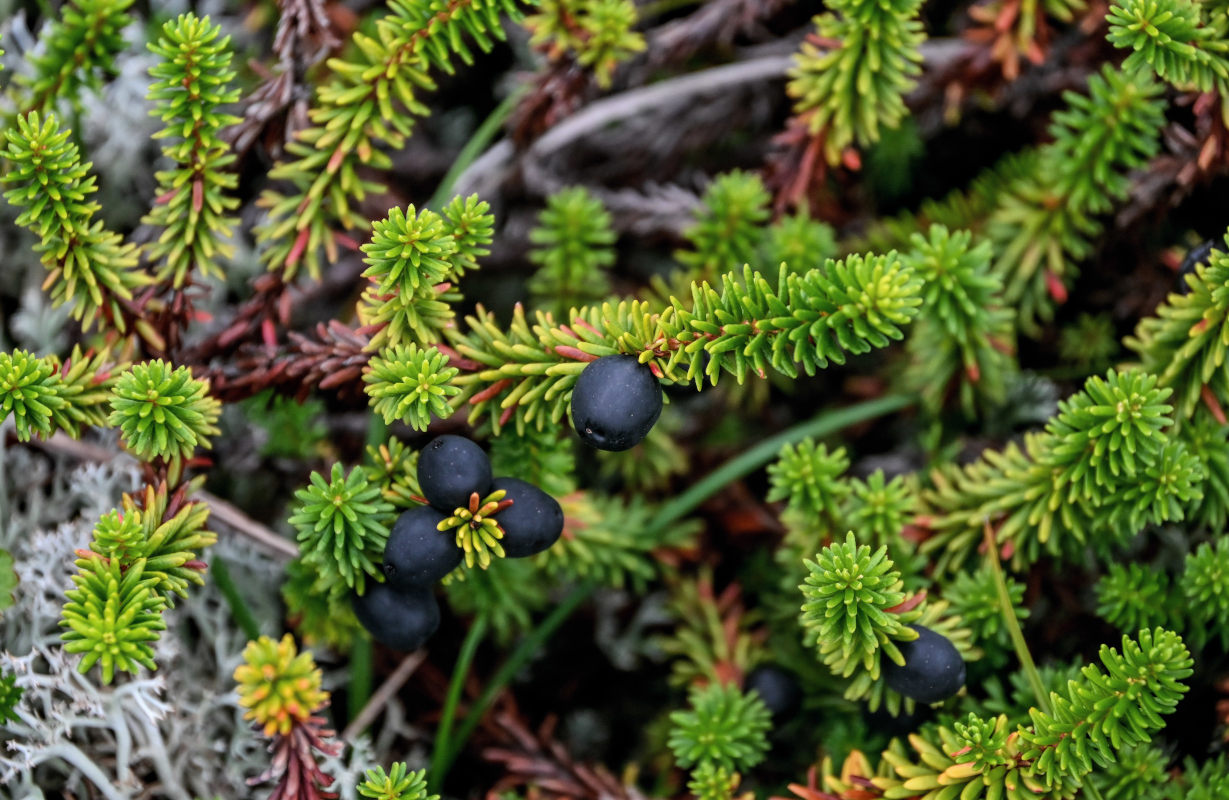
[883,624,966,704]
[417,434,493,512]
[569,355,663,451]
[492,477,564,558]
[744,664,802,720]
[382,506,463,589]
[351,582,440,652]
[1176,240,1221,295]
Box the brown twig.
[340,649,429,743]
[482,704,646,800]
[18,432,299,561]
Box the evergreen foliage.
[142,14,242,288]
[364,344,460,429]
[60,555,166,685]
[360,763,436,800]
[799,532,914,677]
[1127,231,1229,421]
[1096,562,1173,634]
[676,171,772,278]
[944,563,1029,658]
[255,0,526,279]
[446,254,922,434]
[0,348,117,441]
[108,360,222,468]
[766,440,850,529]
[921,368,1206,573]
[21,0,135,112]
[528,186,616,317]
[288,463,396,594]
[2,112,147,331]
[667,682,772,771]
[1180,537,1229,648]
[538,492,694,588]
[233,634,330,737]
[801,533,979,711]
[844,472,917,556]
[901,225,1014,416]
[283,555,364,651]
[787,0,926,163]
[359,198,494,349]
[1107,0,1229,96]
[439,487,509,569]
[762,208,837,275]
[989,66,1166,332]
[118,482,217,604]
[443,556,551,642]
[525,0,645,87]
[868,629,1191,797]
[3,0,1228,794]
[686,762,740,800]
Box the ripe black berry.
[492,477,564,558]
[569,355,663,452]
[351,582,440,652]
[382,506,463,589]
[744,664,802,719]
[417,434,493,512]
[1176,240,1221,295]
[883,624,966,704]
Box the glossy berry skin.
[417,435,493,512]
[1176,240,1221,295]
[351,582,440,652]
[569,355,663,451]
[884,624,966,704]
[492,477,564,558]
[744,664,802,720]
[382,506,462,589]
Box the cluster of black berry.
[353,435,564,651]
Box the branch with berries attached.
[253,0,530,281]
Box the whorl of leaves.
[359,763,437,800]
[902,225,1015,416]
[1181,538,1229,649]
[1096,562,1173,635]
[528,186,617,317]
[676,171,772,277]
[108,360,222,465]
[989,66,1165,332]
[359,198,494,350]
[667,682,772,771]
[60,556,166,685]
[1021,629,1192,785]
[287,463,396,594]
[767,439,850,526]
[233,634,329,738]
[799,532,915,676]
[364,344,460,429]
